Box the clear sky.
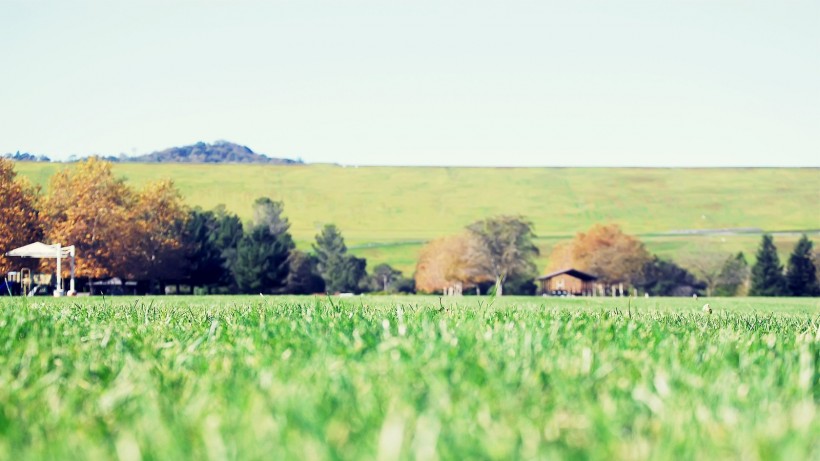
[2,1,818,166]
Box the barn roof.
[537,268,598,281]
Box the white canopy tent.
[5,242,76,296]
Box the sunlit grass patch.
[0,296,817,460]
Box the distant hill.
[124,141,302,164]
[4,141,301,165]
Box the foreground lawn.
[0,296,817,460]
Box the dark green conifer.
[749,234,786,296]
[233,226,293,294]
[231,198,294,294]
[312,224,366,293]
[785,234,819,296]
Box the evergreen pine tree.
[714,252,750,296]
[785,234,819,296]
[233,226,293,294]
[252,197,291,235]
[212,206,244,288]
[231,198,295,294]
[184,208,226,291]
[749,234,787,296]
[312,224,366,292]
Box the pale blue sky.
[2,1,818,166]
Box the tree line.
[187,198,413,295]
[0,158,411,294]
[1,157,817,296]
[2,151,51,162]
[414,220,819,297]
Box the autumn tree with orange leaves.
[0,158,43,273]
[40,158,135,278]
[545,240,574,273]
[548,223,651,286]
[39,158,188,281]
[128,180,189,281]
[414,233,491,294]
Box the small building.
[537,268,598,296]
[90,277,141,295]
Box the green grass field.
[1,296,817,460]
[14,163,820,273]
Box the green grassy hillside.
[15,163,820,273]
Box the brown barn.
[537,268,597,296]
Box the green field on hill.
[15,163,820,274]
[1,296,817,460]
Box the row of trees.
[558,226,819,297]
[1,157,189,280]
[187,198,412,294]
[0,158,413,294]
[2,157,816,297]
[413,220,708,297]
[2,151,51,162]
[413,218,819,297]
[544,223,706,296]
[675,234,819,297]
[750,234,819,296]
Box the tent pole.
[55,244,63,296]
[69,251,75,293]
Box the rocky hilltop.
[128,141,301,164]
